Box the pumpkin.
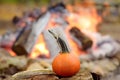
[49,30,80,77]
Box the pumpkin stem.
[48,30,70,53]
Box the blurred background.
[0,0,120,40]
[0,0,50,34]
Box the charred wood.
[12,26,32,56]
[12,12,51,56]
[69,27,93,51]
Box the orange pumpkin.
[49,30,80,77]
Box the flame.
[30,2,101,58]
[67,0,101,31]
[8,2,101,58]
[67,9,101,33]
[65,3,102,55]
[6,48,16,56]
[30,34,50,58]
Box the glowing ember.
[6,48,16,56]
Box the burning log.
[12,26,32,56]
[12,12,51,56]
[69,27,93,50]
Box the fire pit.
[0,1,120,80]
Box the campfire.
[0,1,120,80]
[10,2,100,57]
[30,34,50,58]
[8,2,119,60]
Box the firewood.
[69,27,93,50]
[12,26,32,56]
[12,12,51,56]
[43,27,71,59]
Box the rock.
[0,56,28,70]
[81,57,120,77]
[39,61,52,69]
[60,70,93,80]
[111,58,119,66]
[26,62,44,71]
[98,59,117,72]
